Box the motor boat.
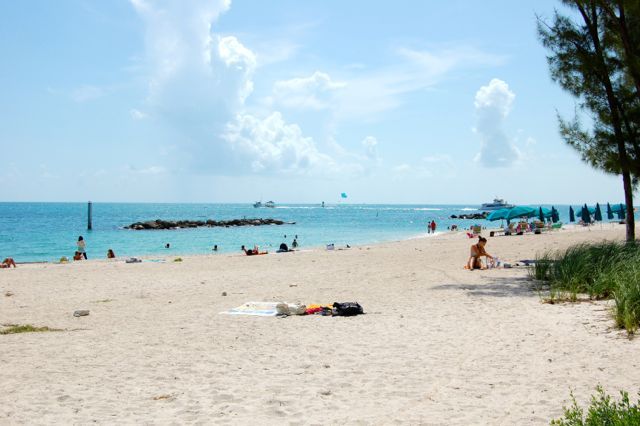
[481,198,514,210]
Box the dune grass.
[0,324,62,335]
[532,241,640,335]
[551,386,640,425]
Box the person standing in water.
[430,220,436,234]
[77,236,87,259]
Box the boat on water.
[253,200,276,208]
[481,198,514,210]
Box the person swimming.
[467,237,494,270]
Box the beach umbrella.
[569,206,575,222]
[581,204,592,224]
[614,203,626,220]
[505,206,537,221]
[551,206,560,223]
[487,208,511,221]
[594,203,603,221]
[606,203,614,220]
[538,207,545,222]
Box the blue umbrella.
[569,206,575,222]
[581,204,592,224]
[538,207,545,222]
[551,206,560,223]
[505,206,538,221]
[594,203,603,221]
[606,203,614,220]
[614,203,626,220]
[487,208,511,221]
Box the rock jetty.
[450,212,488,220]
[125,218,292,230]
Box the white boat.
[253,201,262,208]
[264,201,275,208]
[481,198,514,210]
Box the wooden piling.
[87,201,93,230]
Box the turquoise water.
[0,202,632,262]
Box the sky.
[0,0,633,204]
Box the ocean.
[0,202,631,262]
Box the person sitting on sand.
[73,251,83,261]
[466,237,494,270]
[1,257,17,268]
[107,249,116,259]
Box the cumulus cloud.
[131,0,262,172]
[222,111,339,174]
[473,78,520,167]
[270,71,346,110]
[129,0,382,177]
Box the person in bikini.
[467,237,494,270]
[1,258,17,268]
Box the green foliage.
[534,241,640,334]
[551,386,640,425]
[0,324,61,335]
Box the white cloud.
[361,136,379,161]
[473,78,520,167]
[131,0,260,172]
[391,154,455,180]
[71,85,105,102]
[270,71,346,110]
[130,108,148,120]
[127,165,167,175]
[329,46,504,122]
[222,111,347,175]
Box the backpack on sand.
[332,302,364,316]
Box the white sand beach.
[1,225,639,425]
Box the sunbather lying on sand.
[1,258,17,268]
[241,245,267,256]
[466,237,494,270]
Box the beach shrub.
[534,241,640,300]
[611,260,640,334]
[534,241,640,334]
[551,386,640,425]
[0,324,61,335]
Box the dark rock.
[125,218,291,230]
[451,212,489,220]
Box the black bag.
[332,302,364,316]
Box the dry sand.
[1,224,639,425]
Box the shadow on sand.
[430,276,544,298]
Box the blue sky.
[0,0,631,204]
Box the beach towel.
[220,302,306,317]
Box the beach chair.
[472,225,482,236]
